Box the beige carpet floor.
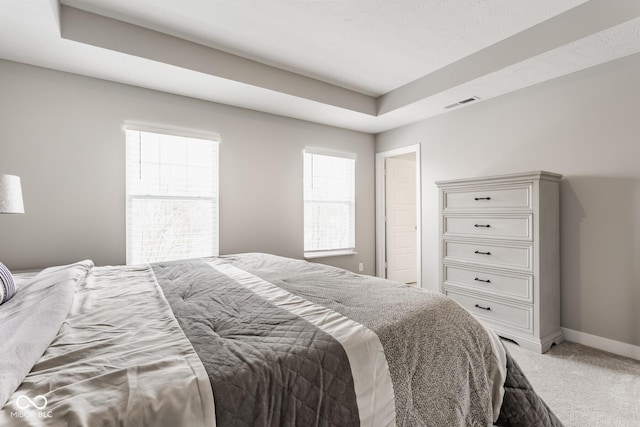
[503,340,640,427]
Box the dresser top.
[435,170,562,187]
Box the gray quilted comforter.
[153,253,562,426]
[495,354,563,426]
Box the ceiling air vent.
[444,96,480,109]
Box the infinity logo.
[16,395,48,410]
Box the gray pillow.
[0,262,16,305]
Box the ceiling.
[1,0,640,133]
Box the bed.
[0,253,561,426]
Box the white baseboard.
[561,327,640,361]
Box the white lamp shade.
[0,174,25,214]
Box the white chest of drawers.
[436,171,562,353]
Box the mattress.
[0,253,561,426]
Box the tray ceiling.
[1,0,639,133]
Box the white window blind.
[126,128,219,265]
[304,150,356,257]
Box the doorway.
[375,144,421,286]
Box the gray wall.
[376,53,640,347]
[0,60,375,274]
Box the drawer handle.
[474,250,491,255]
[474,197,491,201]
[474,224,491,228]
[475,304,491,311]
[474,277,491,283]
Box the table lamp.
[0,174,25,304]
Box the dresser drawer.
[443,214,532,240]
[443,265,533,302]
[443,184,531,211]
[445,290,533,333]
[443,240,532,271]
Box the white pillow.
[0,262,16,305]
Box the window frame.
[124,124,220,265]
[303,148,357,259]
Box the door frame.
[375,144,422,286]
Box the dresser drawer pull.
[474,224,491,228]
[474,250,492,255]
[474,277,491,283]
[474,304,491,311]
[474,197,492,201]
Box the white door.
[385,157,417,284]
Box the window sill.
[304,249,357,259]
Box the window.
[304,149,356,258]
[126,127,219,265]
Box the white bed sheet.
[0,264,215,427]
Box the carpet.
[503,339,640,427]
